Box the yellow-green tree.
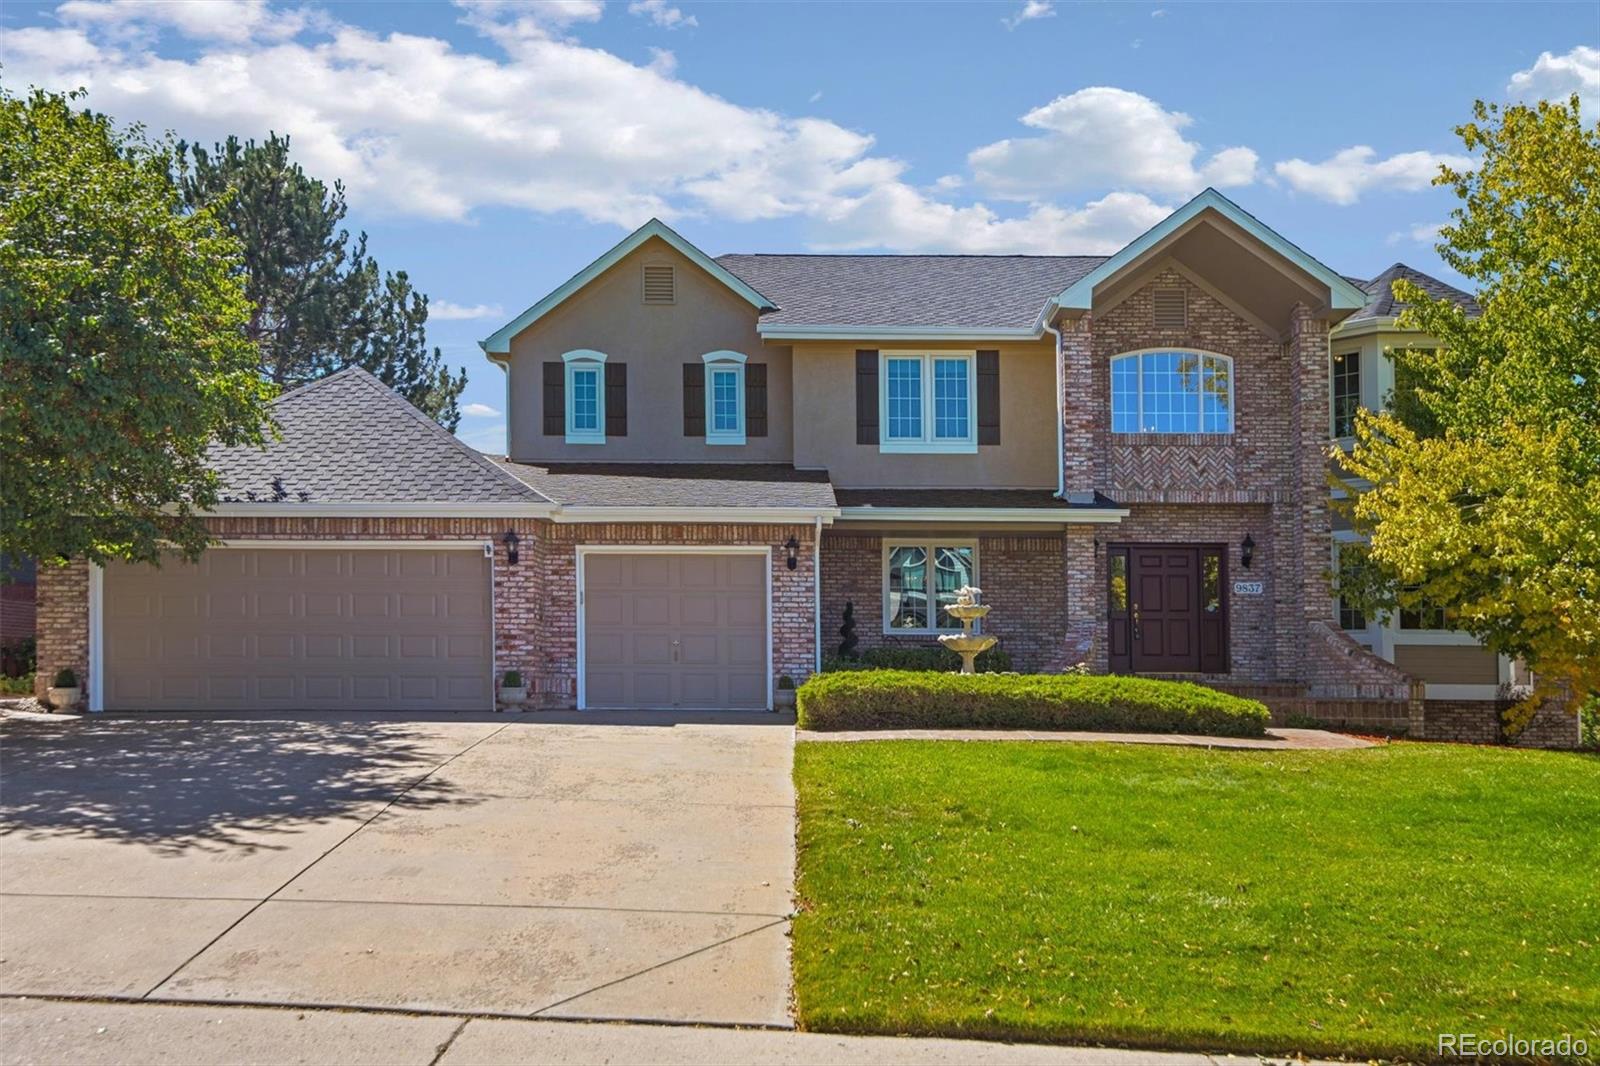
[1340,95,1599,733]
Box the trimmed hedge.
[822,644,1013,674]
[796,670,1270,737]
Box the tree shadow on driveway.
[0,715,486,856]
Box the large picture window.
[880,352,976,453]
[1110,350,1233,434]
[884,541,977,633]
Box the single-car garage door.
[103,547,492,712]
[581,552,768,710]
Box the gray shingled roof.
[834,488,1120,510]
[491,461,837,510]
[210,368,545,504]
[714,254,1105,331]
[1347,263,1480,323]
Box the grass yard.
[793,741,1600,1061]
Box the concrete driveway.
[0,711,795,1027]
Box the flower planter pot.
[774,688,796,711]
[46,686,82,712]
[499,686,529,712]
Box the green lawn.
[793,741,1600,1061]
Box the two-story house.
[33,189,1573,745]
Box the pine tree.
[176,133,465,429]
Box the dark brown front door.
[1107,545,1228,674]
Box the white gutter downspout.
[1041,305,1066,498]
[813,514,823,675]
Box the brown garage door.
[582,552,768,710]
[103,548,492,712]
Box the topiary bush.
[796,670,1270,737]
[821,644,1013,674]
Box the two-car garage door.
[103,547,492,712]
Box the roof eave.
[836,506,1129,524]
[202,501,555,518]
[552,505,840,524]
[757,324,1043,342]
[1052,188,1370,314]
[480,219,777,356]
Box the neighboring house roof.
[715,254,1103,337]
[1051,188,1371,315]
[480,219,776,355]
[209,367,549,507]
[1345,262,1481,323]
[491,461,839,514]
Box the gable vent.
[1152,287,1187,330]
[642,264,675,305]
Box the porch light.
[503,529,520,566]
[1240,533,1255,569]
[784,535,800,571]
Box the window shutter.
[855,350,878,445]
[746,363,768,437]
[542,361,564,436]
[682,363,705,436]
[1153,287,1186,330]
[605,362,627,437]
[642,264,675,304]
[977,349,1001,445]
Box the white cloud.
[1002,1,1054,30]
[1386,221,1445,246]
[628,0,698,29]
[461,402,502,418]
[457,422,508,453]
[968,87,1258,199]
[1508,45,1598,114]
[430,301,505,321]
[808,89,823,103]
[57,0,311,43]
[0,2,1184,254]
[1273,146,1473,205]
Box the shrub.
[0,673,33,696]
[796,670,1270,737]
[51,667,77,688]
[821,644,1013,674]
[1581,695,1599,751]
[1,637,36,679]
[502,670,524,688]
[778,675,795,690]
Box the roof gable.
[1346,262,1481,323]
[208,367,547,507]
[480,219,776,355]
[1051,189,1369,318]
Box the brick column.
[1278,303,1336,681]
[34,560,89,702]
[1063,524,1106,672]
[1059,313,1100,503]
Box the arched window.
[701,350,747,445]
[562,349,607,445]
[1110,349,1233,434]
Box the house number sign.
[1233,580,1264,596]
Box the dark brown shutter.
[745,363,768,437]
[855,350,878,445]
[542,361,564,436]
[977,349,1001,445]
[682,363,705,436]
[604,362,627,437]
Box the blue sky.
[2,1,1595,450]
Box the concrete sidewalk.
[0,998,1334,1066]
[797,726,1375,749]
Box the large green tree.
[0,85,276,567]
[1339,95,1599,728]
[177,134,466,429]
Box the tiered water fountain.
[937,586,998,674]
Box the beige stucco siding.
[505,237,794,463]
[791,339,1058,488]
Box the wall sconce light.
[1240,533,1255,569]
[502,529,520,566]
[784,535,800,571]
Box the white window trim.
[702,350,747,446]
[562,349,607,445]
[1109,347,1235,435]
[879,350,978,455]
[881,539,979,635]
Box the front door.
[1107,545,1228,674]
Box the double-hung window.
[880,351,976,453]
[884,541,977,633]
[1331,351,1360,438]
[563,349,606,445]
[702,350,746,445]
[1110,349,1233,434]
